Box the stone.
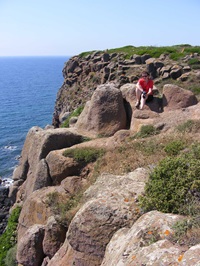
[163,84,198,111]
[46,149,80,185]
[43,216,66,259]
[17,224,45,266]
[10,127,83,202]
[75,83,127,137]
[55,168,149,265]
[101,211,186,266]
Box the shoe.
[135,101,140,108]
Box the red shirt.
[138,78,153,94]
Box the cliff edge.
[3,46,200,266]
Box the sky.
[0,0,200,57]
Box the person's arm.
[147,87,153,95]
[136,80,144,92]
[147,81,153,95]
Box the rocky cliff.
[4,47,200,266]
[53,47,200,124]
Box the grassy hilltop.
[80,44,200,61]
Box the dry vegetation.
[93,130,196,177]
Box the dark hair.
[142,71,150,76]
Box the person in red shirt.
[135,71,154,110]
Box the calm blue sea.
[0,56,69,179]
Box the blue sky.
[0,0,199,56]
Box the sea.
[0,56,69,182]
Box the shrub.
[63,147,105,163]
[61,106,84,128]
[134,125,159,139]
[0,206,21,266]
[5,245,17,266]
[46,189,86,227]
[164,140,185,156]
[188,58,200,65]
[171,215,200,247]
[139,144,200,215]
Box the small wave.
[15,155,21,160]
[3,145,18,151]
[0,177,13,187]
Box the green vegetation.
[190,86,200,95]
[46,191,83,227]
[79,44,200,61]
[176,119,200,133]
[4,245,17,266]
[188,58,200,65]
[139,144,200,215]
[131,140,162,156]
[164,140,185,156]
[63,147,105,163]
[134,125,160,139]
[61,106,84,128]
[188,58,200,70]
[0,206,21,266]
[171,214,200,247]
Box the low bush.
[134,125,159,139]
[171,214,200,247]
[63,147,105,163]
[188,58,200,65]
[5,245,17,266]
[46,191,82,227]
[61,106,84,128]
[139,144,200,215]
[164,140,185,156]
[0,206,21,266]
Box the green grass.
[164,140,185,156]
[63,147,105,163]
[170,213,200,247]
[61,106,84,128]
[134,125,160,139]
[0,206,21,266]
[79,44,200,61]
[188,58,200,65]
[46,191,83,227]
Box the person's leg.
[140,95,146,109]
[135,87,142,107]
[140,95,153,109]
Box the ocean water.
[0,56,69,180]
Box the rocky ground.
[2,48,200,266]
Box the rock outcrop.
[75,83,127,136]
[6,50,200,266]
[54,49,200,122]
[9,127,83,204]
[101,211,199,266]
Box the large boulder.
[42,216,66,259]
[75,83,127,137]
[9,127,83,202]
[45,149,80,185]
[17,224,45,266]
[163,84,198,111]
[17,186,68,238]
[101,211,186,266]
[48,168,149,266]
